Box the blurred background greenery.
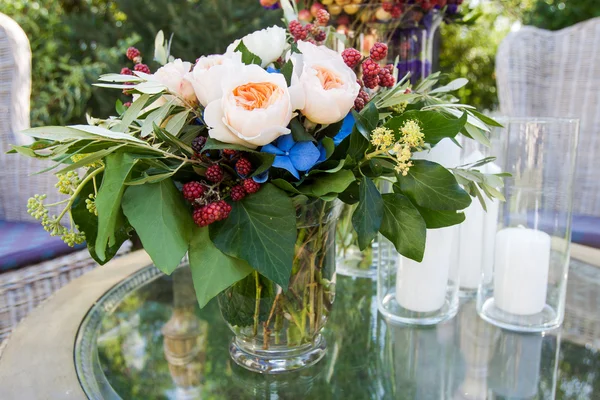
[2,0,598,127]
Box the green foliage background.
[2,0,598,124]
[2,0,281,127]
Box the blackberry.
[235,158,252,177]
[182,181,206,202]
[230,185,247,202]
[370,43,388,62]
[205,165,224,183]
[341,48,362,69]
[191,136,207,154]
[362,58,380,77]
[242,179,261,194]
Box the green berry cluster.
[85,194,98,216]
[56,171,81,195]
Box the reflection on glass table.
[75,260,600,400]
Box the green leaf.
[414,205,466,229]
[56,145,126,174]
[95,153,138,261]
[352,177,384,250]
[272,178,301,194]
[380,193,426,262]
[202,138,257,152]
[321,137,335,160]
[352,102,379,140]
[141,101,174,138]
[122,179,194,274]
[152,123,194,156]
[210,184,297,288]
[316,119,345,139]
[300,169,356,197]
[115,93,150,133]
[468,110,503,128]
[348,129,369,161]
[189,227,254,308]
[21,125,147,144]
[397,160,471,211]
[385,110,467,145]
[165,110,190,136]
[235,40,263,66]
[281,59,294,86]
[71,172,131,265]
[463,123,491,147]
[250,153,275,177]
[115,99,125,116]
[290,118,315,142]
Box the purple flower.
[261,134,321,179]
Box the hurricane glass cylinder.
[477,118,579,332]
[218,199,339,373]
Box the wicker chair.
[0,13,131,343]
[496,18,600,347]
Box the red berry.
[242,179,261,194]
[120,67,133,75]
[316,9,330,26]
[205,165,224,182]
[126,47,141,61]
[354,97,365,111]
[382,1,394,12]
[358,90,370,103]
[235,157,252,177]
[134,63,151,74]
[378,68,396,87]
[230,185,247,202]
[362,58,380,77]
[191,136,207,154]
[370,42,388,62]
[222,149,238,157]
[182,181,206,202]
[193,200,232,227]
[404,88,412,94]
[363,73,380,89]
[357,78,364,88]
[289,20,308,41]
[314,30,326,42]
[123,102,132,108]
[384,63,394,74]
[391,5,403,19]
[342,48,362,69]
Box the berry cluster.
[288,11,330,44]
[120,46,150,98]
[342,42,395,111]
[182,136,263,227]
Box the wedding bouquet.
[11,7,502,371]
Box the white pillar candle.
[396,227,456,312]
[412,138,461,168]
[493,227,551,315]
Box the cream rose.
[185,53,242,107]
[204,64,299,149]
[293,41,360,125]
[226,26,287,68]
[152,59,196,104]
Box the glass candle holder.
[457,131,509,296]
[477,118,579,332]
[378,225,460,325]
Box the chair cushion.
[0,220,85,272]
[571,215,600,249]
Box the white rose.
[185,53,243,107]
[152,59,196,103]
[226,26,287,68]
[204,64,298,149]
[293,41,360,125]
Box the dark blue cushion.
[0,220,85,272]
[522,212,600,249]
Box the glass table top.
[75,261,600,400]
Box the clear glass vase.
[477,118,580,332]
[218,199,339,374]
[336,203,375,278]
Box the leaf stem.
[55,166,105,222]
[252,271,262,337]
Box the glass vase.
[218,199,339,374]
[477,118,579,332]
[336,203,376,278]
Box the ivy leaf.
[235,40,263,66]
[380,193,426,262]
[203,138,257,153]
[352,102,379,140]
[210,184,297,288]
[414,205,466,229]
[290,118,315,142]
[299,169,356,197]
[396,160,471,211]
[281,59,294,86]
[348,129,369,161]
[71,172,131,265]
[352,177,384,250]
[95,152,137,261]
[122,179,194,274]
[189,227,254,308]
[218,272,276,327]
[385,110,467,145]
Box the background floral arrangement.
[11,7,502,314]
